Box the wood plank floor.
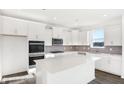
[1,69,124,84]
[89,70,124,84]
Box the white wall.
[0,35,2,80]
[121,16,124,78]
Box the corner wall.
[121,16,124,78]
[0,35,2,80]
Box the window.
[91,28,104,48]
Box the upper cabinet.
[72,30,79,45]
[78,31,90,45]
[28,21,43,41]
[44,28,52,46]
[0,15,52,46]
[52,27,64,39]
[27,21,52,46]
[62,29,90,45]
[70,30,90,45]
[0,16,28,36]
[104,25,122,46]
[63,30,72,45]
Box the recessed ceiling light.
[53,17,57,20]
[104,14,107,16]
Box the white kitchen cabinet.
[52,27,64,39]
[78,31,90,45]
[28,21,52,46]
[0,15,52,45]
[63,30,72,45]
[78,31,83,45]
[1,16,28,36]
[95,55,111,72]
[63,30,90,45]
[16,19,28,35]
[52,27,59,38]
[95,54,122,76]
[72,30,79,45]
[28,21,43,41]
[52,27,90,46]
[109,55,122,75]
[44,28,52,46]
[0,35,28,77]
[104,25,122,46]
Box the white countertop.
[36,52,100,73]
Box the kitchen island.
[36,52,99,84]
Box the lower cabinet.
[95,54,122,76]
[109,55,122,75]
[0,35,28,78]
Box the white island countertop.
[36,52,99,73]
[35,52,101,84]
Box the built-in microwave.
[52,38,63,45]
[29,41,44,53]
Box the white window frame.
[90,29,105,48]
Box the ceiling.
[19,9,124,28]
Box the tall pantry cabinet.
[0,15,28,80]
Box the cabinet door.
[78,31,83,45]
[104,25,122,46]
[44,29,52,46]
[36,23,44,41]
[16,19,28,36]
[2,36,28,75]
[36,23,52,45]
[79,31,90,45]
[58,28,64,39]
[28,21,41,40]
[95,55,111,72]
[28,22,52,45]
[2,16,18,35]
[63,30,72,45]
[52,27,58,38]
[109,55,122,75]
[2,16,28,36]
[72,30,79,45]
[52,27,64,39]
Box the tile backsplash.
[45,45,122,55]
[45,46,64,53]
[64,45,122,55]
